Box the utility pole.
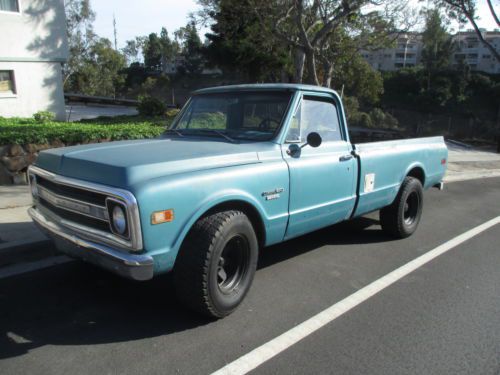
[113,14,118,51]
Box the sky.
[92,0,500,49]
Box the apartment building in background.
[361,30,500,74]
[0,0,68,120]
[361,33,423,71]
[452,30,500,74]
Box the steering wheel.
[258,118,280,130]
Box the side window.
[286,97,342,142]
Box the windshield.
[169,91,293,141]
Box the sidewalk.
[444,142,500,182]
[0,186,53,267]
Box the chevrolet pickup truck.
[28,84,448,318]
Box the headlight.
[112,205,127,235]
[106,198,129,238]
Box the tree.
[122,37,147,64]
[435,0,500,63]
[421,9,454,72]
[201,0,291,81]
[159,27,179,63]
[63,0,97,87]
[421,9,455,92]
[68,38,126,97]
[143,33,164,71]
[245,0,412,86]
[175,22,204,74]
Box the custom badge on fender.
[262,188,284,201]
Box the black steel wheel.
[380,176,424,239]
[174,210,258,318]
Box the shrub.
[137,96,166,116]
[0,116,172,145]
[359,113,373,128]
[369,108,399,129]
[33,111,56,123]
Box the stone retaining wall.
[0,143,62,185]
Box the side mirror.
[306,132,322,148]
[286,132,323,157]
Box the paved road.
[0,178,499,375]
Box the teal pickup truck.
[28,84,447,318]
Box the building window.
[482,54,491,59]
[0,0,19,12]
[0,70,16,94]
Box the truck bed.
[352,136,448,218]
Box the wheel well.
[407,167,425,186]
[204,201,266,247]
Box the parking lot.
[1,177,499,375]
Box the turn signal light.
[151,209,174,224]
[441,158,447,165]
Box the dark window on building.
[0,0,19,12]
[0,70,16,94]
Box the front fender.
[171,189,269,253]
[132,161,289,274]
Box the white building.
[452,30,500,74]
[361,30,500,74]
[361,33,423,71]
[0,0,68,120]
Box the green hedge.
[0,116,174,145]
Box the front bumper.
[29,207,154,281]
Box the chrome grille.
[28,166,143,251]
[37,184,109,222]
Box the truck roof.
[193,83,338,96]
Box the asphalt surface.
[0,177,499,375]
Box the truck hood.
[35,138,262,188]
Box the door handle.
[339,155,353,162]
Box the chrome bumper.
[29,207,154,281]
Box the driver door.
[282,94,357,239]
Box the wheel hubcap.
[217,235,249,294]
[404,191,420,225]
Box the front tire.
[173,210,258,318]
[380,176,423,239]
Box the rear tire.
[173,210,258,318]
[380,176,423,239]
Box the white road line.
[0,256,73,279]
[212,215,500,375]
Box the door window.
[286,96,342,142]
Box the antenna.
[113,14,118,50]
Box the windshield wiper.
[164,129,185,137]
[197,129,237,143]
